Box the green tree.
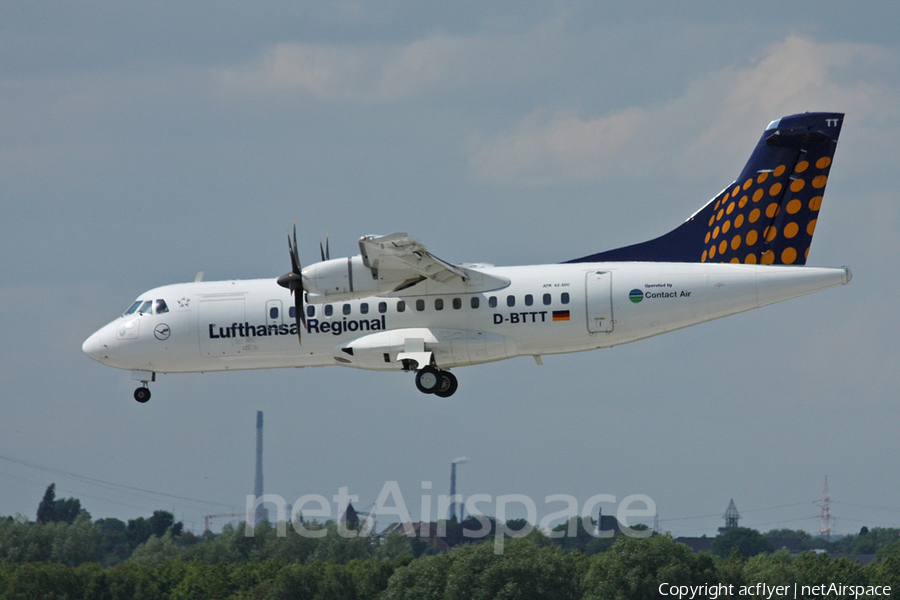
[169,561,236,600]
[581,534,717,600]
[380,531,414,560]
[739,551,798,598]
[49,513,99,566]
[712,527,772,559]
[306,522,375,564]
[36,484,58,523]
[126,510,183,549]
[382,538,583,600]
[447,538,583,600]
[381,552,452,600]
[130,531,184,564]
[95,518,130,566]
[850,527,899,555]
[0,562,89,599]
[792,551,868,592]
[550,516,600,554]
[53,497,87,525]
[870,554,900,590]
[764,528,823,551]
[35,483,89,525]
[875,538,900,561]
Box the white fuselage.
[82,262,850,376]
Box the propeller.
[276,223,307,344]
[319,232,330,262]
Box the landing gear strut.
[415,366,458,397]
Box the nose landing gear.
[134,386,151,403]
[131,370,155,403]
[415,366,458,398]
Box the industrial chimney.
[254,411,268,524]
[448,457,469,522]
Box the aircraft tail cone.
[842,266,853,284]
[756,265,850,308]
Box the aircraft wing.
[358,233,507,290]
[358,233,466,284]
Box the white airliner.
[83,112,851,401]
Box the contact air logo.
[629,289,644,304]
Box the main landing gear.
[415,366,458,398]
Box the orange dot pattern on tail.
[701,155,832,265]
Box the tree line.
[0,484,898,599]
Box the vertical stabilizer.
[568,112,844,265]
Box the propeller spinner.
[276,223,307,344]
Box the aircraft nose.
[82,330,107,363]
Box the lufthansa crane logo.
[154,323,171,341]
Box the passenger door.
[585,271,614,333]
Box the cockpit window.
[138,300,153,314]
[155,299,169,314]
[124,300,143,316]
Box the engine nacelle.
[302,256,418,302]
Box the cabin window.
[416,299,425,311]
[342,303,351,316]
[378,301,387,314]
[543,293,551,305]
[269,306,279,320]
[489,296,497,308]
[471,297,480,309]
[155,299,169,314]
[397,300,406,313]
[524,294,533,306]
[435,298,444,310]
[506,295,515,307]
[561,292,570,304]
[124,300,142,316]
[305,306,313,318]
[452,298,462,310]
[360,302,369,315]
[324,304,333,317]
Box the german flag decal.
[552,310,570,321]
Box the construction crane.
[204,513,243,532]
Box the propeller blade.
[291,223,302,273]
[293,292,304,344]
[319,231,331,261]
[278,221,306,345]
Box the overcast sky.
[2,2,899,538]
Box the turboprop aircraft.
[83,112,851,401]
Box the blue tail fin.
[568,112,844,265]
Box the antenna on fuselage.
[194,271,204,282]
